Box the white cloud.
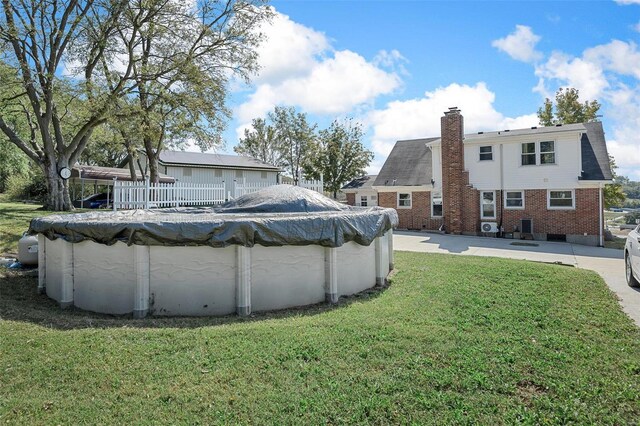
[615,0,640,4]
[492,25,543,63]
[252,12,329,85]
[366,82,538,171]
[524,39,640,180]
[583,40,640,79]
[603,87,640,180]
[534,51,609,100]
[235,10,403,137]
[635,21,640,32]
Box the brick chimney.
[441,107,464,234]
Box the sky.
[216,0,640,180]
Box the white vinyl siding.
[548,190,574,209]
[480,191,496,219]
[164,166,278,199]
[505,191,524,209]
[398,193,411,208]
[461,131,581,191]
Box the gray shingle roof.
[159,151,281,171]
[373,138,437,187]
[72,165,176,183]
[580,121,613,181]
[342,175,377,190]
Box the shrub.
[4,170,47,201]
[625,212,640,225]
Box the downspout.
[499,143,504,237]
[599,182,604,247]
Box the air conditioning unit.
[481,222,499,233]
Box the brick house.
[342,175,378,207]
[343,108,613,246]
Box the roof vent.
[444,107,461,116]
[504,129,510,132]
[555,124,562,127]
[478,131,484,134]
[531,126,537,129]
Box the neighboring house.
[346,108,613,246]
[342,175,378,207]
[141,151,282,197]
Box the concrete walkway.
[394,231,640,327]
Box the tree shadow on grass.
[0,269,391,331]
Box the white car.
[625,224,640,287]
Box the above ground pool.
[29,185,398,317]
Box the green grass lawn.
[0,199,89,255]
[0,201,49,255]
[2,251,639,424]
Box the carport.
[70,166,176,208]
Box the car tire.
[626,252,640,288]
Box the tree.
[89,0,271,185]
[537,87,601,126]
[304,119,373,198]
[0,0,134,210]
[604,155,626,209]
[537,88,622,208]
[234,117,282,167]
[0,63,30,192]
[0,0,270,210]
[270,106,316,184]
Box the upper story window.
[182,167,192,177]
[360,195,368,207]
[398,193,411,208]
[521,141,556,166]
[521,143,536,165]
[539,141,555,164]
[235,170,244,178]
[479,146,493,161]
[261,171,268,179]
[214,169,223,178]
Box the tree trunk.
[127,152,137,180]
[43,163,72,211]
[143,136,160,185]
[148,152,159,185]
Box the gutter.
[159,162,282,172]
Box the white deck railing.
[113,179,226,210]
[233,179,276,197]
[112,176,324,210]
[298,178,324,194]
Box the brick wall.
[378,191,443,230]
[499,188,601,237]
[441,108,465,234]
[346,193,355,206]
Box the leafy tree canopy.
[537,87,601,126]
[303,119,373,198]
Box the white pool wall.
[37,230,394,317]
